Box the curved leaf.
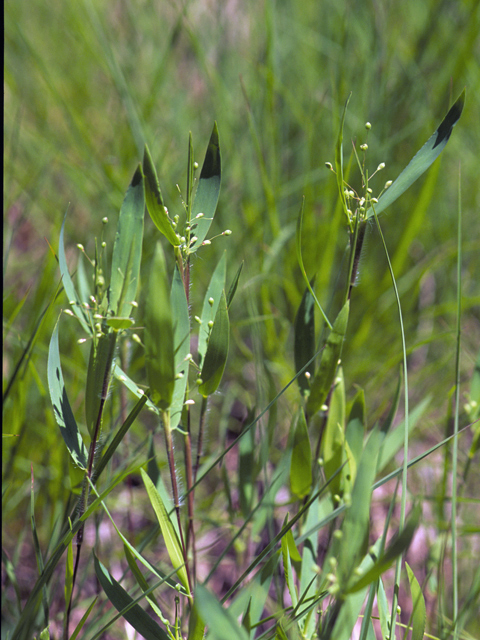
[198,290,229,397]
[294,278,316,398]
[109,165,145,317]
[366,90,465,219]
[198,251,227,366]
[290,408,312,498]
[144,243,175,411]
[93,554,169,640]
[188,122,221,253]
[405,562,427,640]
[47,321,88,468]
[143,145,181,247]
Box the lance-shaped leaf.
[294,278,316,398]
[345,503,421,594]
[48,321,88,468]
[321,367,347,498]
[405,562,427,640]
[145,243,175,411]
[93,554,170,640]
[85,331,116,437]
[290,408,312,498]
[194,584,249,640]
[188,122,221,253]
[143,145,181,247]
[366,90,465,219]
[58,214,92,334]
[109,165,145,318]
[140,469,190,595]
[170,265,190,430]
[198,290,229,398]
[198,252,226,367]
[307,300,349,416]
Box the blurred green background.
[3,0,480,626]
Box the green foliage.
[4,1,479,638]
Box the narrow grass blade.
[123,544,168,623]
[170,265,190,430]
[306,301,349,416]
[59,213,92,334]
[69,596,97,640]
[47,320,88,468]
[144,242,175,410]
[337,429,381,588]
[226,260,243,309]
[366,89,465,219]
[140,468,190,595]
[189,122,221,253]
[335,93,352,227]
[296,198,332,330]
[93,554,170,640]
[281,523,298,609]
[198,290,229,398]
[198,251,227,366]
[345,503,421,594]
[294,279,316,399]
[143,144,181,247]
[195,584,249,640]
[85,331,116,437]
[109,165,145,318]
[290,408,312,498]
[405,562,426,640]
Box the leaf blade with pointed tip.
[47,321,88,469]
[366,90,465,219]
[188,122,221,253]
[140,469,190,595]
[198,290,229,398]
[109,165,145,318]
[143,145,181,247]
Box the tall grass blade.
[143,145,181,247]
[47,321,88,468]
[366,90,465,219]
[198,251,226,366]
[294,279,316,399]
[170,264,190,430]
[144,242,175,410]
[189,122,221,253]
[195,584,249,640]
[198,290,229,398]
[405,562,427,640]
[290,408,312,498]
[140,468,190,595]
[93,554,170,640]
[109,165,145,318]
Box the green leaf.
[140,468,190,594]
[109,165,145,318]
[366,90,465,219]
[337,429,381,588]
[282,521,298,609]
[188,122,222,253]
[321,367,347,498]
[294,279,316,399]
[85,331,116,437]
[105,316,135,330]
[194,584,249,640]
[198,290,229,397]
[143,144,181,247]
[170,265,190,430]
[335,93,352,225]
[47,321,88,468]
[226,260,244,309]
[346,504,421,593]
[144,243,175,411]
[290,409,312,498]
[198,251,227,366]
[307,300,349,416]
[93,553,170,640]
[58,213,92,334]
[405,562,426,640]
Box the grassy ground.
[3,0,480,638]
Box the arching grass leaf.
[47,320,88,469]
[294,278,316,399]
[143,144,181,247]
[366,90,465,219]
[290,408,312,498]
[170,265,190,430]
[109,165,145,318]
[188,122,221,253]
[198,290,229,397]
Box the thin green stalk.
[451,166,462,639]
[370,205,409,639]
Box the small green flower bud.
[63,309,74,317]
[102,217,108,224]
[208,297,214,306]
[223,229,232,236]
[325,161,333,170]
[384,180,393,189]
[360,143,368,151]
[377,162,385,170]
[365,122,371,130]
[208,320,214,329]
[202,239,211,246]
[194,162,199,170]
[194,316,202,324]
